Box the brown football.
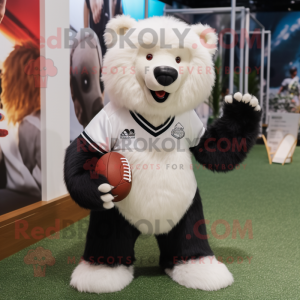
[95,152,132,202]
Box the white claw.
[242,93,251,103]
[101,194,114,203]
[224,95,233,103]
[103,201,114,209]
[254,105,261,111]
[250,96,259,107]
[98,183,113,193]
[234,92,243,101]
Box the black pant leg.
[155,189,214,269]
[83,208,140,266]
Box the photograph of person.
[0,0,6,24]
[70,30,104,129]
[0,0,41,215]
[0,44,41,214]
[84,0,123,58]
[69,0,123,141]
[278,66,299,106]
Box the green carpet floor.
[0,145,299,300]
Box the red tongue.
[155,91,166,98]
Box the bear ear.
[104,15,137,46]
[191,23,218,55]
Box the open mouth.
[150,90,170,103]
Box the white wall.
[70,0,85,31]
[40,0,70,201]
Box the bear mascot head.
[102,15,218,124]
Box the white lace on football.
[120,157,131,182]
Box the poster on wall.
[267,113,300,153]
[0,0,41,215]
[253,12,300,117]
[69,0,123,142]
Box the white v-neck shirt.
[82,102,205,234]
[82,102,204,153]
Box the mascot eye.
[146,54,153,60]
[176,56,181,64]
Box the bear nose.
[154,66,178,86]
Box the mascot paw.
[70,261,134,293]
[165,256,234,291]
[224,92,261,111]
[225,93,261,111]
[98,183,115,209]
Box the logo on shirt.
[171,123,185,139]
[120,129,135,139]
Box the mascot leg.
[156,189,234,291]
[70,209,140,293]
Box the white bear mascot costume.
[64,16,261,293]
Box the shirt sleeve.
[81,109,112,153]
[18,120,41,173]
[189,110,205,148]
[281,78,289,88]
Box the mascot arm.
[190,93,261,172]
[64,135,111,210]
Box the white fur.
[103,201,114,209]
[142,52,183,94]
[242,93,251,103]
[227,93,260,111]
[191,23,218,55]
[98,183,113,193]
[250,96,259,107]
[99,184,115,209]
[234,92,242,101]
[165,256,234,291]
[70,262,134,293]
[101,193,114,202]
[254,104,261,111]
[104,15,137,45]
[115,149,197,234]
[224,95,233,103]
[102,16,216,124]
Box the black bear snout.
[154,66,178,86]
